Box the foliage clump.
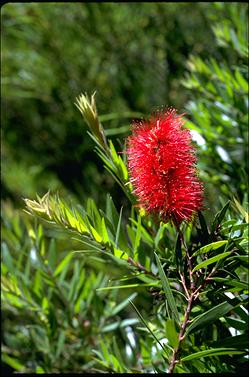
[1,2,248,374]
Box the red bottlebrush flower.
[126,109,204,226]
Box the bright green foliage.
[2,182,248,373]
[1,2,248,374]
[182,3,248,213]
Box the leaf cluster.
[1,2,248,374]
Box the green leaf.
[118,155,129,181]
[211,201,230,234]
[87,198,102,233]
[133,215,142,256]
[192,241,228,257]
[1,354,24,371]
[72,249,101,255]
[109,139,119,165]
[2,242,15,273]
[96,282,156,291]
[235,68,248,92]
[211,334,249,349]
[67,207,87,233]
[154,252,179,323]
[68,261,80,302]
[225,316,248,331]
[186,301,234,335]
[165,319,179,348]
[99,338,111,362]
[115,206,123,247]
[221,222,249,234]
[154,223,165,249]
[101,318,139,333]
[233,198,249,222]
[101,217,109,244]
[55,330,66,359]
[181,348,244,362]
[89,224,103,243]
[48,239,57,270]
[198,211,210,243]
[105,194,117,224]
[113,247,129,260]
[71,237,102,252]
[109,292,138,316]
[54,253,73,277]
[112,336,127,372]
[36,366,45,374]
[209,277,248,290]
[106,196,128,251]
[104,164,132,202]
[129,300,172,353]
[192,251,231,272]
[33,270,42,298]
[130,218,154,247]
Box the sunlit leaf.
[54,253,73,277]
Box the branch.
[168,293,194,373]
[127,257,157,278]
[168,229,215,373]
[168,267,216,374]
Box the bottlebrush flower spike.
[126,109,204,226]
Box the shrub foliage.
[1,2,248,374]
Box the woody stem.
[168,293,195,373]
[168,228,195,373]
[178,229,195,292]
[127,257,157,278]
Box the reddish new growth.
[126,109,204,226]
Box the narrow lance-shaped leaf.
[54,253,73,277]
[109,292,137,316]
[101,217,109,244]
[96,282,156,291]
[165,319,179,348]
[211,201,230,234]
[115,206,123,248]
[133,215,142,257]
[211,334,249,350]
[233,198,249,222]
[181,347,244,362]
[192,240,228,257]
[1,354,24,372]
[198,211,209,243]
[154,252,179,323]
[129,300,172,353]
[185,300,234,335]
[55,330,66,359]
[192,251,231,272]
[154,223,165,249]
[209,277,248,290]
